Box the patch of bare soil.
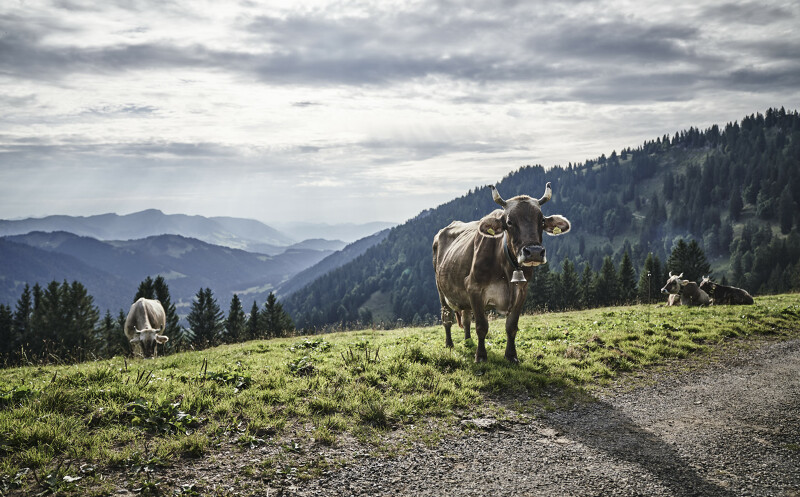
[112,337,800,496]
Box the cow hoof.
[445,339,454,348]
[505,356,520,364]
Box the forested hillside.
[284,108,800,329]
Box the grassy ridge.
[1,294,799,495]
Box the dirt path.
[286,338,800,497]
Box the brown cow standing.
[699,277,754,305]
[432,183,571,363]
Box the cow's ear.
[544,215,570,236]
[478,216,505,238]
[156,335,169,344]
[130,336,140,344]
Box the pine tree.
[779,187,795,234]
[11,284,32,361]
[153,276,180,338]
[134,276,156,301]
[262,292,294,338]
[525,263,553,312]
[0,304,13,363]
[579,263,596,309]
[247,301,261,339]
[61,280,100,358]
[99,310,128,358]
[638,253,663,303]
[668,239,711,282]
[559,258,580,310]
[595,256,619,307]
[186,288,224,347]
[224,294,246,343]
[729,190,743,221]
[618,251,637,304]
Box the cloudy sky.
[1,0,798,225]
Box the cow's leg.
[504,284,527,363]
[441,306,455,348]
[470,299,489,363]
[462,311,472,340]
[504,312,520,363]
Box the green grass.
[1,294,799,495]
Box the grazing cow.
[125,298,169,358]
[699,277,754,305]
[660,272,710,306]
[432,183,571,362]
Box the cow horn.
[134,326,143,334]
[490,185,507,208]
[669,271,673,277]
[538,182,552,205]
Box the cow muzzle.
[519,245,546,266]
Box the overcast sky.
[1,0,798,225]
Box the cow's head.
[660,272,684,295]
[130,326,169,358]
[478,183,571,266]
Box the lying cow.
[432,183,571,362]
[660,272,710,306]
[125,298,169,358]
[699,277,754,305]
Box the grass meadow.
[1,294,799,495]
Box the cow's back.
[680,282,710,306]
[433,220,480,310]
[124,298,166,340]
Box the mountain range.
[0,211,394,316]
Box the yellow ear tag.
[487,228,495,236]
[552,226,562,235]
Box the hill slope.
[284,108,800,329]
[277,229,391,298]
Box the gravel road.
[285,338,800,497]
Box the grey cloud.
[2,1,798,103]
[567,71,704,104]
[702,2,794,25]
[528,21,702,65]
[84,104,158,116]
[726,65,800,90]
[0,93,37,107]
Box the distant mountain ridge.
[0,231,336,315]
[0,210,295,255]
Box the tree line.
[0,275,293,367]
